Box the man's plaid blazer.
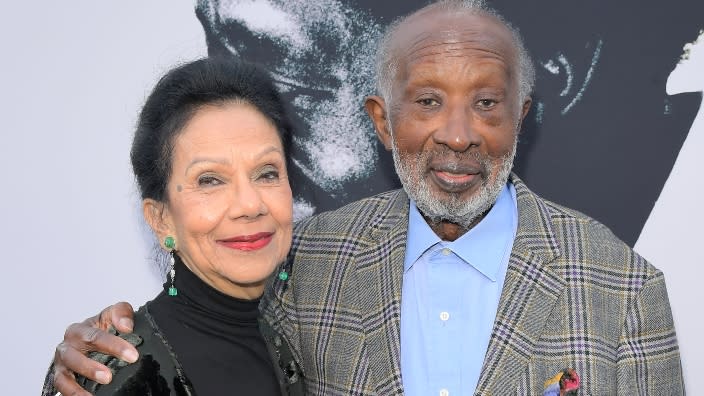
[261,174,683,395]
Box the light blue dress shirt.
[400,183,518,396]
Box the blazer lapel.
[354,190,409,395]
[476,175,567,395]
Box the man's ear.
[143,199,172,247]
[521,96,532,120]
[364,95,393,151]
[516,96,533,133]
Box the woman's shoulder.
[76,305,196,395]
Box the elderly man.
[48,1,682,395]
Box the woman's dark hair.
[130,57,293,202]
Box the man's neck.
[422,206,492,241]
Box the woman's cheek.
[184,193,228,232]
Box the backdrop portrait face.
[197,0,401,219]
[196,0,703,245]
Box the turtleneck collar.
[146,253,282,396]
[162,253,261,327]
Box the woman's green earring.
[164,236,178,296]
[278,264,289,281]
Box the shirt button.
[440,311,450,321]
[439,389,449,396]
[441,248,451,256]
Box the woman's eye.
[197,175,223,187]
[258,169,280,182]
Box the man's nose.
[432,106,479,152]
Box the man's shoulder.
[517,180,658,276]
[512,175,655,265]
[543,196,636,248]
[293,188,408,236]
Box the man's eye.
[417,98,440,107]
[197,175,223,186]
[477,99,497,108]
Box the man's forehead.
[392,10,517,66]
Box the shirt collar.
[403,183,518,281]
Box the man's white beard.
[391,136,516,229]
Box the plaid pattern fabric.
[261,174,683,395]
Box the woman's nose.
[228,180,268,219]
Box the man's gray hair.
[375,0,535,105]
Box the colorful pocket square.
[543,368,580,396]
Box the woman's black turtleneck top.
[145,254,281,395]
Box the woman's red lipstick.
[218,232,273,251]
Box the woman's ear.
[143,199,172,247]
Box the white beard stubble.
[391,132,517,230]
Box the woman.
[43,57,303,395]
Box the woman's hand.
[52,302,138,396]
